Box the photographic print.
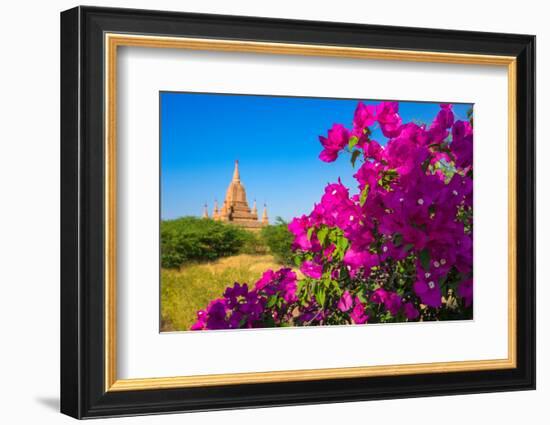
[160,93,474,332]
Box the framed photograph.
[60,6,536,419]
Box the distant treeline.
[161,216,294,268]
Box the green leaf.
[315,285,326,307]
[338,236,349,253]
[421,158,431,172]
[360,184,370,206]
[317,226,329,246]
[393,232,403,247]
[332,231,347,258]
[348,136,359,150]
[332,235,349,261]
[307,226,315,241]
[351,149,362,168]
[264,316,276,327]
[331,281,343,296]
[266,295,278,308]
[357,291,367,304]
[419,248,431,271]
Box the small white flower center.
[425,272,431,278]
[349,215,354,221]
[417,198,424,205]
[399,198,404,202]
[382,246,388,252]
[440,258,447,265]
[433,261,440,268]
[452,190,458,196]
[332,189,337,195]
[428,281,436,289]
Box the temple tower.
[205,161,268,231]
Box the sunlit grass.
[161,254,290,332]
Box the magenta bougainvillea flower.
[451,120,474,169]
[319,123,350,162]
[377,101,403,138]
[300,260,323,279]
[192,100,473,330]
[337,290,353,312]
[403,302,420,320]
[350,297,369,324]
[288,215,315,251]
[384,292,404,316]
[352,102,376,138]
[413,279,442,308]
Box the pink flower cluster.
[192,269,309,330]
[192,101,473,330]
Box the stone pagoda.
[203,161,268,231]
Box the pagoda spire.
[232,160,240,182]
[261,203,269,224]
[202,203,209,219]
[211,160,269,230]
[213,199,219,220]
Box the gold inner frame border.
[104,33,517,392]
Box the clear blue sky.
[160,92,472,222]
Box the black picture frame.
[61,5,536,419]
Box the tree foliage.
[161,217,251,268]
[260,217,294,265]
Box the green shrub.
[161,217,251,268]
[260,217,294,265]
[239,231,269,255]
